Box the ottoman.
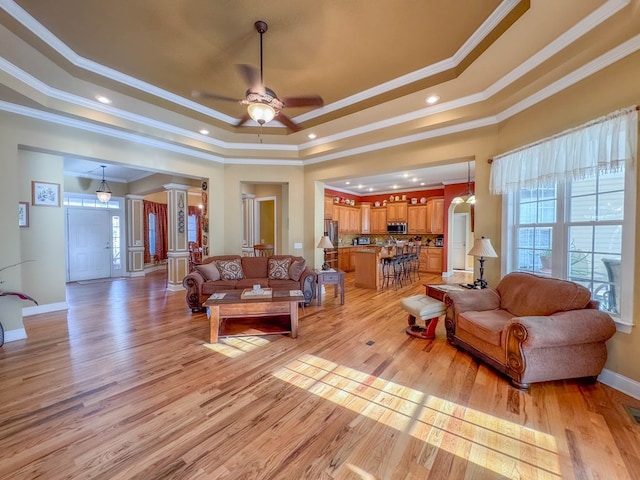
[401,294,445,339]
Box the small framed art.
[18,202,29,227]
[32,181,60,207]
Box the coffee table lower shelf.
[205,290,303,343]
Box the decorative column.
[164,183,190,291]
[126,194,145,277]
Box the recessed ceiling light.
[358,184,363,189]
[412,178,418,182]
[392,185,398,189]
[368,188,373,192]
[95,95,112,104]
[420,182,425,186]
[199,129,210,135]
[307,133,317,140]
[345,181,350,185]
[426,95,440,105]
[403,173,409,178]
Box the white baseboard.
[167,283,185,292]
[3,328,27,342]
[599,368,640,400]
[23,302,68,317]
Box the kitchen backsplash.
[338,233,443,246]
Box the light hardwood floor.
[1,271,639,479]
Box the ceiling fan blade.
[191,90,240,103]
[236,113,251,128]
[281,95,324,108]
[237,64,265,95]
[275,112,301,132]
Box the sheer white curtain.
[490,106,638,194]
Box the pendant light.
[452,161,475,205]
[96,165,112,203]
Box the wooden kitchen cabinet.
[370,207,387,234]
[426,197,444,234]
[349,207,360,234]
[407,204,428,234]
[334,204,360,233]
[360,203,371,234]
[338,247,354,272]
[419,247,443,273]
[386,201,408,222]
[324,196,334,219]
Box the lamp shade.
[467,236,497,258]
[317,236,334,249]
[247,103,276,125]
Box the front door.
[67,208,112,281]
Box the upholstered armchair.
[444,272,616,389]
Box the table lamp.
[467,236,498,288]
[317,235,334,270]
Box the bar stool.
[409,243,421,281]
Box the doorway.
[255,196,277,252]
[451,212,471,270]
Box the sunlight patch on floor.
[273,353,561,478]
[204,336,271,357]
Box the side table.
[315,268,346,306]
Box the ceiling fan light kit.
[193,20,323,132]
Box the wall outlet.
[294,242,302,249]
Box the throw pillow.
[289,259,306,281]
[216,259,244,280]
[268,258,291,280]
[196,262,220,281]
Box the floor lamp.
[317,236,334,270]
[467,236,498,288]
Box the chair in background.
[254,244,274,257]
[188,242,202,272]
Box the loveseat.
[183,255,316,312]
[443,272,616,389]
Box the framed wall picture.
[32,181,60,207]
[18,202,29,227]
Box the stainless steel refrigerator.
[323,220,339,269]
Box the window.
[506,168,625,319]
[148,213,156,256]
[497,107,637,331]
[188,214,197,243]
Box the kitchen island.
[353,245,402,289]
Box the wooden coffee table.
[204,289,304,343]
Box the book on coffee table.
[241,288,273,299]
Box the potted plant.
[0,261,38,347]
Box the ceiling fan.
[192,20,324,132]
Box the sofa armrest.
[507,310,617,349]
[183,271,206,312]
[299,268,317,305]
[444,288,501,339]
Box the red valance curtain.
[143,200,168,263]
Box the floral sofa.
[182,255,316,312]
[443,272,616,389]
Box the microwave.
[355,236,371,245]
[387,222,407,234]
